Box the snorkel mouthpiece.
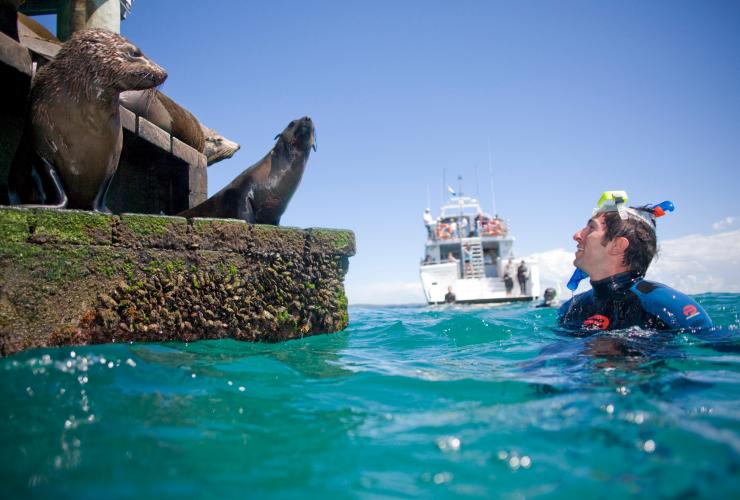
[567,268,588,291]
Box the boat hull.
[427,296,533,305]
[419,261,541,305]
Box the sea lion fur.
[121,89,240,165]
[15,28,167,210]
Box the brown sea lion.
[14,28,167,210]
[179,116,315,225]
[13,18,239,167]
[120,89,240,166]
[201,123,241,166]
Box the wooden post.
[57,0,120,41]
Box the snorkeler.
[558,191,713,331]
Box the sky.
[35,1,740,304]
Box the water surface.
[1,294,738,498]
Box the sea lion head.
[274,116,316,157]
[202,125,241,165]
[53,28,167,99]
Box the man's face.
[573,215,611,275]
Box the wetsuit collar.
[590,271,642,299]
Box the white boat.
[420,195,541,304]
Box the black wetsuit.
[558,271,713,332]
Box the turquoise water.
[1,294,739,498]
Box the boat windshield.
[439,196,483,218]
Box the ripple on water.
[0,296,738,497]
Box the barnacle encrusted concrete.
[0,207,355,356]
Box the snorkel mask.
[566,191,675,291]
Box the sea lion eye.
[288,121,295,127]
[128,47,142,58]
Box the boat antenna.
[442,168,446,200]
[474,164,480,200]
[487,138,497,216]
[457,174,463,197]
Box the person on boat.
[459,217,469,237]
[517,260,529,295]
[444,286,456,303]
[558,191,713,332]
[446,251,458,262]
[504,273,514,295]
[504,258,514,277]
[449,220,458,239]
[423,208,435,240]
[474,211,486,236]
[462,243,473,275]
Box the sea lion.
[201,123,241,166]
[13,18,239,167]
[15,28,167,211]
[179,116,315,225]
[120,89,240,166]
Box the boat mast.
[442,168,446,203]
[474,164,480,200]
[487,138,497,216]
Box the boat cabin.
[422,196,514,280]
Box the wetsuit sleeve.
[630,280,713,330]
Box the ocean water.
[1,294,738,499]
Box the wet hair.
[600,207,657,276]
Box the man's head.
[573,208,657,280]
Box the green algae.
[1,208,353,354]
[308,228,356,255]
[0,208,31,243]
[119,214,186,238]
[31,209,112,245]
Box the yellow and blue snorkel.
[566,191,675,291]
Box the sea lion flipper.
[92,173,114,213]
[34,156,68,208]
[241,195,256,223]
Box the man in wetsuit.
[558,191,713,332]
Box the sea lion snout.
[291,116,316,151]
[118,50,167,91]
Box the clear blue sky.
[37,1,740,303]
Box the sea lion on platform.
[201,123,241,166]
[13,19,238,168]
[120,89,240,166]
[12,28,167,210]
[179,116,315,225]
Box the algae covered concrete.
[0,207,355,356]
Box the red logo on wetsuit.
[683,304,700,320]
[583,314,610,330]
